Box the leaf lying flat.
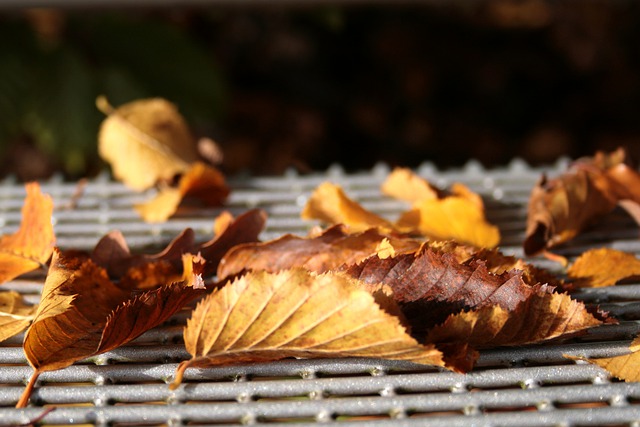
[344,247,532,330]
[569,336,640,382]
[0,291,37,343]
[217,225,421,280]
[97,96,199,191]
[524,148,640,256]
[567,248,640,288]
[301,182,394,233]
[427,287,605,371]
[135,162,230,223]
[383,168,500,248]
[0,183,55,284]
[170,269,443,388]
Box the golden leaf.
[0,291,37,343]
[568,336,640,382]
[170,269,443,388]
[97,96,199,191]
[380,167,439,202]
[301,182,393,233]
[135,162,229,223]
[0,183,55,284]
[567,248,640,288]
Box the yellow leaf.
[301,182,393,233]
[380,167,439,203]
[569,336,640,382]
[97,96,199,191]
[0,183,55,284]
[396,197,500,248]
[171,269,443,388]
[568,248,640,288]
[135,162,229,223]
[0,291,37,343]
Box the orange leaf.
[135,162,230,223]
[0,183,55,284]
[301,182,394,233]
[97,96,199,191]
[17,249,203,407]
[524,148,640,256]
[380,167,440,202]
[170,269,443,388]
[427,288,605,371]
[567,248,640,288]
[0,291,37,343]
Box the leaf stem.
[169,360,191,390]
[16,371,40,408]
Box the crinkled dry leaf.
[97,96,199,191]
[217,225,421,280]
[567,248,640,288]
[344,247,532,331]
[170,269,443,388]
[135,162,230,223]
[568,336,640,382]
[524,148,640,256]
[301,182,394,233]
[0,183,55,284]
[427,287,605,371]
[17,249,203,408]
[382,168,500,248]
[0,291,37,343]
[93,209,266,286]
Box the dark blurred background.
[2,1,640,181]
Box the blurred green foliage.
[0,12,225,179]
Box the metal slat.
[1,160,640,426]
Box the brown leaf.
[0,291,37,343]
[382,168,500,248]
[135,162,230,223]
[567,248,640,288]
[97,96,199,191]
[93,209,266,286]
[524,148,640,256]
[17,249,203,407]
[170,269,444,389]
[568,336,640,382]
[427,287,604,371]
[0,183,55,284]
[343,247,533,331]
[301,182,394,233]
[217,225,421,280]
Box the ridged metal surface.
[1,159,640,426]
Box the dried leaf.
[0,291,37,343]
[382,168,500,248]
[97,96,199,191]
[569,336,640,382]
[524,148,640,256]
[567,248,640,288]
[344,247,532,330]
[427,288,605,371]
[135,162,229,223]
[170,269,443,388]
[301,182,394,233]
[380,167,440,202]
[17,249,203,407]
[93,209,266,286]
[0,183,55,284]
[217,225,421,280]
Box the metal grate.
[1,159,640,426]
